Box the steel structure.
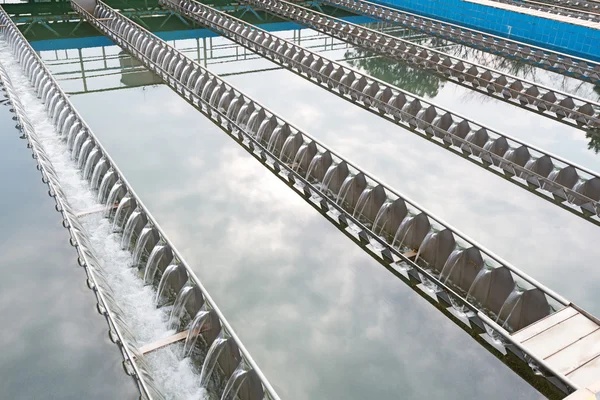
[42,29,358,94]
[488,0,600,22]
[0,61,163,400]
[160,0,600,227]
[72,0,600,395]
[242,0,600,131]
[320,0,600,85]
[523,0,600,13]
[0,7,280,400]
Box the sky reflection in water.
[35,24,600,400]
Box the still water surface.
[9,20,600,399]
[0,105,137,399]
[34,22,600,399]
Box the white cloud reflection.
[65,79,560,399]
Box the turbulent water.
[0,42,207,400]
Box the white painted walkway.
[466,0,600,29]
[512,306,600,389]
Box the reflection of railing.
[244,0,600,132]
[322,0,600,85]
[163,0,600,228]
[41,24,435,95]
[76,1,600,396]
[42,30,354,94]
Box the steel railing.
[0,6,281,400]
[322,0,600,85]
[75,0,596,394]
[160,0,600,227]
[242,0,600,131]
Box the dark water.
[0,105,138,399]
[5,19,600,400]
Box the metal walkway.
[71,0,600,396]
[242,0,600,132]
[159,0,600,228]
[512,306,600,388]
[0,7,280,400]
[321,0,600,85]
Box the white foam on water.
[0,42,207,400]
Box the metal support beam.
[0,6,280,399]
[488,0,600,22]
[161,0,600,227]
[320,0,600,86]
[73,1,600,395]
[243,0,600,131]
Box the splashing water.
[266,126,282,153]
[321,163,337,194]
[199,336,228,387]
[292,144,308,172]
[82,148,99,180]
[520,158,536,180]
[70,130,86,160]
[220,365,249,400]
[280,135,295,163]
[155,264,179,306]
[144,245,165,285]
[66,124,81,150]
[182,311,211,358]
[0,42,206,399]
[168,286,195,331]
[392,216,414,250]
[77,139,93,169]
[496,287,522,326]
[132,226,154,267]
[121,210,141,249]
[97,169,115,203]
[440,249,462,285]
[541,169,559,192]
[90,158,107,189]
[568,179,585,203]
[336,174,354,207]
[112,196,132,232]
[448,294,468,316]
[353,187,372,220]
[305,153,321,181]
[414,231,436,265]
[372,202,390,236]
[466,267,491,302]
[104,181,123,216]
